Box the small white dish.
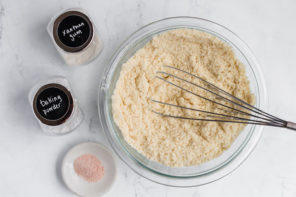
[62,142,117,197]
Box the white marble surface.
[1,0,296,196]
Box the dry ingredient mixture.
[74,154,104,182]
[112,29,254,167]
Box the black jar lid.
[53,10,93,53]
[33,83,74,126]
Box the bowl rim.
[98,16,267,187]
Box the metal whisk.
[151,66,296,131]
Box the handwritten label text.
[39,95,63,116]
[62,22,85,41]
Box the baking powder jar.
[28,77,83,135]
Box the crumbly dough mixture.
[112,29,254,167]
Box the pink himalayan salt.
[74,154,104,182]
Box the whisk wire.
[152,110,285,128]
[162,65,286,123]
[151,99,282,126]
[156,71,284,125]
[155,75,286,127]
[151,66,293,129]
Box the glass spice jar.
[28,77,83,135]
[47,8,103,66]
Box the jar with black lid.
[47,8,103,66]
[28,77,83,135]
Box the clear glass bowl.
[98,17,267,187]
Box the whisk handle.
[286,121,296,131]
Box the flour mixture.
[112,29,254,167]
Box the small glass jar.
[47,8,103,66]
[28,77,83,135]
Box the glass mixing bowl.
[98,17,267,187]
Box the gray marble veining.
[0,0,296,196]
